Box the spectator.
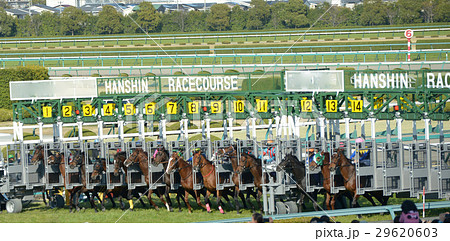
[398,200,420,223]
[349,138,370,167]
[249,212,273,223]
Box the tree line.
[0,0,448,38]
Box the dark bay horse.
[309,151,344,210]
[124,148,170,211]
[235,152,265,213]
[192,151,234,214]
[166,151,208,213]
[30,145,53,206]
[275,153,319,212]
[329,148,389,208]
[68,151,106,212]
[151,146,187,212]
[213,145,254,213]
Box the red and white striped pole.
[405,29,413,62]
[423,186,425,219]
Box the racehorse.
[68,151,106,212]
[329,148,389,208]
[166,151,208,213]
[309,151,344,210]
[124,148,171,211]
[192,151,234,214]
[212,145,255,213]
[151,146,187,212]
[276,153,319,212]
[30,145,52,207]
[91,156,147,210]
[235,152,265,213]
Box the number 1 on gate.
[43,106,52,118]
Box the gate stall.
[105,141,126,189]
[236,139,257,191]
[84,142,105,190]
[437,143,450,198]
[145,141,166,190]
[63,141,83,189]
[168,140,185,190]
[380,141,404,196]
[43,142,64,190]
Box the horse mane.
[241,152,262,166]
[286,153,305,166]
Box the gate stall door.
[406,142,432,197]
[43,142,64,190]
[105,142,126,189]
[190,140,210,190]
[212,139,235,191]
[146,141,166,190]
[126,141,147,189]
[5,144,25,188]
[24,143,45,190]
[381,142,404,196]
[84,142,106,190]
[279,139,301,193]
[304,140,326,193]
[236,139,256,191]
[438,143,450,198]
[352,142,376,195]
[64,142,83,189]
[168,141,186,190]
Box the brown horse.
[166,151,208,213]
[275,153,320,212]
[192,151,233,214]
[213,145,254,213]
[124,148,170,211]
[309,151,343,210]
[329,148,389,208]
[235,152,265,213]
[68,151,105,212]
[30,145,52,206]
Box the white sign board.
[10,77,98,100]
[404,29,414,39]
[285,70,344,92]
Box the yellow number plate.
[43,106,52,118]
[188,102,199,114]
[210,101,222,114]
[145,103,156,115]
[167,102,177,115]
[351,100,363,112]
[124,103,135,116]
[326,100,337,112]
[62,106,72,117]
[301,100,313,112]
[256,99,268,112]
[103,104,114,116]
[234,100,245,113]
[83,104,94,117]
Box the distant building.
[29,4,58,13]
[4,8,39,18]
[46,0,86,8]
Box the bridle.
[237,153,258,174]
[330,151,354,183]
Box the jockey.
[260,140,276,163]
[186,147,205,164]
[350,138,370,167]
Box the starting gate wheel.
[275,201,287,215]
[285,201,298,214]
[55,195,65,208]
[6,199,22,213]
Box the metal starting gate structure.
[1,69,450,214]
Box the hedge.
[0,66,49,109]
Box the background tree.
[385,1,399,25]
[434,0,450,22]
[135,2,161,33]
[206,4,230,31]
[32,11,60,36]
[396,0,423,24]
[230,5,247,31]
[60,6,88,36]
[185,10,207,32]
[96,5,123,34]
[0,8,15,37]
[16,15,33,37]
[283,0,309,28]
[246,0,270,30]
[321,5,351,27]
[358,0,387,26]
[267,2,286,29]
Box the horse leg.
[217,190,225,214]
[311,190,319,211]
[325,193,331,210]
[363,193,377,206]
[88,192,99,212]
[298,191,305,213]
[205,190,212,213]
[164,186,173,212]
[352,193,360,208]
[146,190,160,211]
[234,187,241,214]
[183,190,192,213]
[193,190,207,210]
[96,192,106,212]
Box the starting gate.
[380,141,403,196]
[125,141,147,189]
[145,141,166,190]
[437,143,450,198]
[168,140,185,190]
[84,142,105,190]
[190,140,210,190]
[105,141,126,189]
[43,142,64,190]
[63,141,83,189]
[236,139,257,191]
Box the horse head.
[329,149,344,172]
[276,153,294,172]
[166,151,181,174]
[113,151,126,176]
[236,153,258,174]
[70,151,84,169]
[192,151,205,172]
[153,147,169,166]
[124,149,142,167]
[30,145,44,165]
[47,152,63,165]
[91,160,105,180]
